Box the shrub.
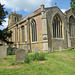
[38,53,45,61]
[11,62,15,65]
[34,53,39,60]
[29,54,35,61]
[34,53,45,61]
[25,55,30,64]
[8,51,13,55]
[25,53,46,64]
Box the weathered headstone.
[48,48,51,53]
[59,47,62,52]
[24,45,28,55]
[0,46,8,59]
[15,49,25,64]
[52,47,55,52]
[34,47,38,53]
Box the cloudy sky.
[0,0,70,30]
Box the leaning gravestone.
[0,46,8,59]
[59,47,62,52]
[15,49,25,64]
[34,47,38,53]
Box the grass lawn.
[0,50,75,75]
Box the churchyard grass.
[0,50,75,75]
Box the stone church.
[8,5,75,52]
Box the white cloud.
[2,18,8,28]
[0,0,52,11]
[61,9,66,13]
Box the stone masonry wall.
[46,6,67,50]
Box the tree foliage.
[70,0,75,13]
[0,28,13,44]
[0,3,12,44]
[0,3,8,26]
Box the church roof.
[20,8,41,23]
[20,6,58,23]
[8,5,69,27]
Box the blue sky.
[0,0,71,30]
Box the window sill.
[31,41,38,44]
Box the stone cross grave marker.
[15,49,25,64]
[34,47,38,53]
[59,47,62,52]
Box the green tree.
[70,0,75,13]
[0,28,13,44]
[0,3,12,44]
[0,3,8,25]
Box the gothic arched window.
[31,19,37,42]
[52,14,63,38]
[69,16,75,37]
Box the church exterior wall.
[30,14,43,52]
[8,12,43,52]
[65,9,75,48]
[31,43,43,52]
[46,7,67,50]
[8,5,75,52]
[71,38,75,47]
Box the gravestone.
[24,45,28,55]
[48,48,51,53]
[53,48,55,52]
[7,44,12,55]
[52,47,55,52]
[12,47,17,55]
[34,47,38,53]
[0,46,8,59]
[15,49,25,64]
[59,47,62,52]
